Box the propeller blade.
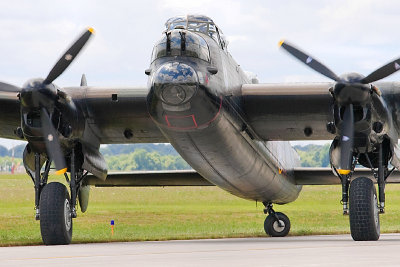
[361,58,400,84]
[279,40,340,82]
[338,104,354,175]
[40,108,67,174]
[0,81,20,92]
[44,27,95,85]
[80,73,87,86]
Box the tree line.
[105,149,190,171]
[0,143,330,171]
[293,144,330,167]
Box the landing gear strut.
[29,146,86,245]
[263,202,290,237]
[377,143,386,214]
[340,173,350,215]
[33,154,50,220]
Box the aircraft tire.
[349,177,380,241]
[40,182,73,245]
[264,212,290,237]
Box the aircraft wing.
[64,85,167,144]
[241,82,335,141]
[0,82,22,139]
[0,85,167,144]
[85,168,400,187]
[85,170,214,186]
[294,168,400,184]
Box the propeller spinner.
[279,40,400,174]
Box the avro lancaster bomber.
[1,14,400,244]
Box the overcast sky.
[1,0,400,148]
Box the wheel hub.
[373,193,380,234]
[272,220,285,233]
[64,199,72,231]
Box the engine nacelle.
[333,103,372,153]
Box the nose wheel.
[263,203,291,237]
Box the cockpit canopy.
[165,15,227,48]
[151,30,210,62]
[151,15,228,63]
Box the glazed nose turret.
[152,62,198,106]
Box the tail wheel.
[349,177,380,241]
[264,212,290,237]
[40,182,73,245]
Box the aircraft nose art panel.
[241,83,335,141]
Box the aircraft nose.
[152,62,198,106]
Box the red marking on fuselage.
[165,114,197,129]
[161,96,222,131]
[204,96,222,126]
[165,115,171,127]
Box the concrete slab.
[1,234,400,266]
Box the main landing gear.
[29,147,87,245]
[338,142,394,241]
[263,202,290,237]
[40,182,73,244]
[349,177,380,241]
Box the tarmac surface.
[2,234,400,266]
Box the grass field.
[2,174,400,246]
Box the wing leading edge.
[294,167,400,185]
[85,170,213,186]
[84,168,400,187]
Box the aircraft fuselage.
[146,28,301,204]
